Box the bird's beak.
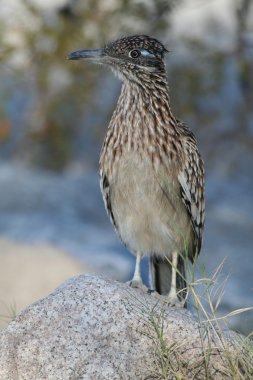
[67,48,105,62]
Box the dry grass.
[127,258,253,380]
[0,301,17,330]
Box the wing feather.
[100,171,118,230]
[177,121,205,257]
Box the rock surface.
[0,274,242,380]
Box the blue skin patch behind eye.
[139,49,156,58]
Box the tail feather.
[149,254,187,302]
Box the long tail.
[149,254,187,302]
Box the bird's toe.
[127,280,149,292]
[167,296,185,308]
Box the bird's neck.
[117,72,176,124]
[104,72,178,155]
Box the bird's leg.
[130,252,142,286]
[129,252,147,291]
[167,251,184,307]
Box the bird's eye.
[129,49,141,59]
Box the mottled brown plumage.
[68,35,205,306]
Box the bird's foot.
[127,280,149,292]
[149,291,185,307]
[166,295,185,308]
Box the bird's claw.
[166,296,185,308]
[127,280,149,292]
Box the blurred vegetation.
[0,0,252,171]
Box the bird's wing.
[177,122,205,257]
[100,171,118,231]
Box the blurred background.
[0,0,252,334]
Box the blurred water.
[0,163,133,280]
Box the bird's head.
[68,35,168,83]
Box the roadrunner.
[68,35,205,306]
